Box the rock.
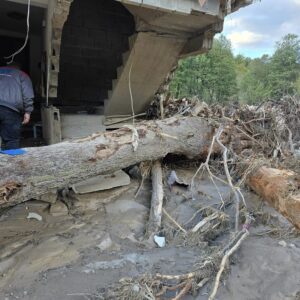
[49,201,68,217]
[72,170,130,194]
[71,185,133,212]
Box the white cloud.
[227,31,267,48]
[292,0,300,5]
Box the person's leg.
[0,107,22,150]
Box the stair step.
[122,51,130,64]
[117,66,124,78]
[128,34,137,50]
[112,79,118,90]
[108,90,113,99]
[104,99,109,110]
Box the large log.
[247,166,300,229]
[0,117,215,208]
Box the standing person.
[0,62,34,150]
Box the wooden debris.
[247,166,300,229]
[0,117,214,208]
[147,160,164,236]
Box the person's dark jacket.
[0,66,34,114]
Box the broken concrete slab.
[72,170,130,194]
[49,201,69,217]
[70,184,135,212]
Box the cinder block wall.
[58,0,135,108]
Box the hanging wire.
[128,60,135,126]
[128,42,136,126]
[5,0,31,64]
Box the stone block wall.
[58,0,135,107]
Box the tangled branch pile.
[160,95,300,162]
[103,95,300,300]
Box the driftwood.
[0,117,215,208]
[247,166,300,230]
[147,160,164,235]
[1,115,300,232]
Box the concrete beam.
[118,0,221,16]
[180,32,214,57]
[5,0,48,8]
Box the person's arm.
[20,72,34,124]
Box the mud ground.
[0,167,299,300]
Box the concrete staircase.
[48,0,253,117]
[104,32,186,116]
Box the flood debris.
[26,212,43,222]
[72,170,131,194]
[153,235,166,248]
[0,95,299,300]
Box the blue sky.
[222,0,300,58]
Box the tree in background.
[170,35,237,103]
[268,34,300,97]
[170,33,300,104]
[239,55,272,103]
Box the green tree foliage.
[170,34,300,104]
[239,55,272,103]
[170,35,237,103]
[268,34,300,97]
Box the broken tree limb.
[0,117,215,208]
[1,114,300,232]
[247,166,300,230]
[147,160,164,235]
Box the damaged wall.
[58,0,135,108]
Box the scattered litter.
[154,235,166,248]
[0,149,27,156]
[278,240,287,248]
[167,170,189,189]
[27,212,42,222]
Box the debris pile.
[0,95,299,300]
[103,94,300,299]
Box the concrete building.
[0,0,252,143]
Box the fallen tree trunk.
[1,116,300,231]
[0,117,215,208]
[147,160,164,236]
[247,166,300,230]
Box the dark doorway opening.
[0,36,30,73]
[0,0,45,147]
